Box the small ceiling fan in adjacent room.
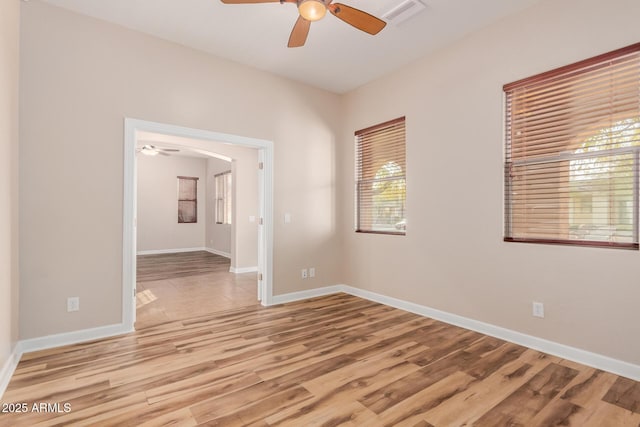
[137,145,180,156]
[220,0,387,47]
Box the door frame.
[122,118,274,330]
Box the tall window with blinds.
[504,43,640,249]
[355,117,406,235]
[178,176,198,224]
[215,170,232,225]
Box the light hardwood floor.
[1,292,639,426]
[135,251,259,329]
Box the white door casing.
[123,118,274,330]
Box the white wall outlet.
[284,213,292,224]
[309,267,315,278]
[67,297,80,312]
[532,301,544,318]
[301,269,308,279]
[249,215,256,223]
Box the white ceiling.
[137,132,234,160]
[41,0,543,93]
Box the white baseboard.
[0,344,21,399]
[137,247,207,255]
[205,247,231,259]
[0,323,133,399]
[18,323,133,356]
[3,283,637,401]
[270,285,343,305]
[271,284,640,381]
[229,266,258,274]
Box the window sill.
[504,237,638,250]
[356,230,406,236]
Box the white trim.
[3,283,638,399]
[270,284,640,381]
[0,345,21,399]
[229,266,258,274]
[258,146,274,305]
[18,323,133,355]
[270,285,343,305]
[135,246,234,258]
[205,247,231,258]
[341,285,640,381]
[137,247,209,256]
[123,119,137,327]
[124,118,274,330]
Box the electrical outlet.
[309,267,315,278]
[532,301,544,318]
[67,297,80,312]
[301,269,308,279]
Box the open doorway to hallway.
[134,134,262,328]
[122,119,274,331]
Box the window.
[504,43,640,249]
[355,117,406,235]
[215,170,232,225]
[177,176,198,223]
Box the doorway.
[123,118,274,330]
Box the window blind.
[504,43,640,249]
[178,176,198,224]
[355,117,406,235]
[215,171,232,225]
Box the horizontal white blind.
[356,117,406,234]
[504,43,640,249]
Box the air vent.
[382,0,427,25]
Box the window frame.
[355,116,407,236]
[503,43,640,250]
[177,176,198,224]
[214,170,232,225]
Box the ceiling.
[40,0,543,93]
[137,132,234,160]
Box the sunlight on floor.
[136,289,158,308]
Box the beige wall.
[140,135,259,270]
[19,2,343,339]
[202,146,259,270]
[0,0,20,372]
[205,157,233,256]
[228,151,259,271]
[137,155,207,252]
[18,0,640,369]
[339,0,640,365]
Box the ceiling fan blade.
[158,151,170,156]
[160,148,180,152]
[288,16,311,48]
[328,3,386,35]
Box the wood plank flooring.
[137,251,233,282]
[135,251,258,329]
[2,293,639,426]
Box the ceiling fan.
[137,145,180,156]
[220,0,387,47]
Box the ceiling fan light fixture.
[141,145,159,156]
[298,0,327,22]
